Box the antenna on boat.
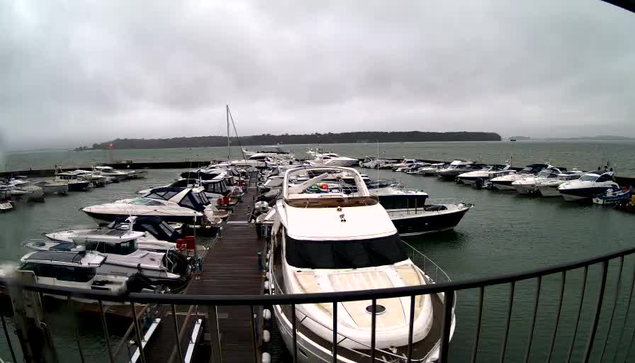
[226,105,231,160]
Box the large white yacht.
[306,152,359,167]
[489,164,548,191]
[558,171,620,202]
[268,166,454,362]
[82,187,222,224]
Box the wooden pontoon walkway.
[145,174,265,363]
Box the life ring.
[176,239,187,250]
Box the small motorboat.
[93,166,130,182]
[437,160,486,181]
[592,187,632,205]
[457,164,512,187]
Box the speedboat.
[456,164,512,186]
[417,163,445,176]
[511,166,567,195]
[73,169,110,187]
[489,164,548,191]
[15,250,155,300]
[242,146,295,161]
[358,156,390,169]
[0,189,14,212]
[268,166,455,362]
[369,186,473,236]
[535,171,584,197]
[55,171,92,191]
[437,160,485,181]
[558,171,620,202]
[82,187,225,224]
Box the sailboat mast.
[226,105,230,160]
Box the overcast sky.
[1,1,634,150]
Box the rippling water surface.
[3,140,635,175]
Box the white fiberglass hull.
[536,184,562,197]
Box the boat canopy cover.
[111,216,182,242]
[27,251,85,263]
[145,187,186,201]
[285,233,407,269]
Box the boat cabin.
[18,250,104,283]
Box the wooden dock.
[145,176,266,363]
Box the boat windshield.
[537,169,555,178]
[579,174,599,182]
[85,240,137,255]
[129,198,164,206]
[285,234,408,269]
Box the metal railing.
[1,245,635,362]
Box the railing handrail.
[2,244,634,306]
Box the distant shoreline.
[78,131,502,151]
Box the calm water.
[3,140,635,176]
[0,144,634,361]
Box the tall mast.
[226,105,230,160]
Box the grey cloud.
[0,0,634,150]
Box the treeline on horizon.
[84,131,502,150]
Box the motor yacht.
[34,180,69,195]
[416,163,445,176]
[55,171,92,191]
[488,164,548,191]
[358,156,390,169]
[74,169,110,187]
[82,187,224,224]
[437,160,485,181]
[389,158,419,171]
[93,166,130,182]
[242,146,295,160]
[369,186,473,236]
[15,250,154,300]
[5,179,45,202]
[267,166,455,362]
[456,164,512,186]
[511,166,568,195]
[306,152,359,167]
[44,216,184,246]
[535,171,584,197]
[558,171,620,202]
[25,231,192,288]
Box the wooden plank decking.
[184,182,265,363]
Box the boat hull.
[489,180,516,191]
[559,187,612,202]
[536,185,561,197]
[41,184,69,195]
[83,210,201,224]
[68,181,91,191]
[388,205,471,236]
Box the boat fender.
[263,330,271,343]
[262,352,271,363]
[266,272,271,281]
[264,281,270,290]
[263,309,272,320]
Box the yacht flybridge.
[267,166,454,362]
